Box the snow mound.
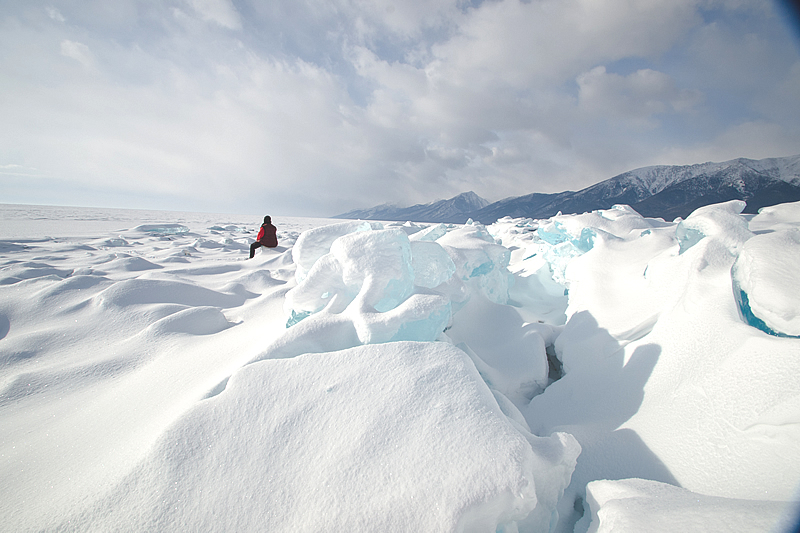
[145,306,232,336]
[675,200,752,254]
[584,478,798,533]
[0,261,72,284]
[733,228,800,336]
[96,278,249,309]
[104,255,162,272]
[72,342,579,532]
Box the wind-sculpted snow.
[96,278,253,309]
[291,220,384,281]
[144,306,232,336]
[1,204,799,532]
[582,478,796,533]
[283,226,454,344]
[732,228,800,337]
[75,342,579,533]
[674,199,753,254]
[283,222,515,348]
[489,201,800,532]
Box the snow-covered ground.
[1,202,799,532]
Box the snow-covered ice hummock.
[248,219,581,531]
[78,341,579,532]
[490,201,800,532]
[582,478,797,533]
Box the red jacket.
[257,223,278,247]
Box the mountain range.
[334,191,489,223]
[333,154,800,223]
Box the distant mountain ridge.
[333,191,489,223]
[333,154,800,223]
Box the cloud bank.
[1,0,799,216]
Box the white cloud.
[344,0,460,41]
[335,0,714,198]
[184,0,242,30]
[660,121,800,165]
[0,163,46,177]
[429,0,702,87]
[59,40,95,69]
[577,66,703,125]
[753,61,800,125]
[46,7,65,23]
[1,0,799,214]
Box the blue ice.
[733,284,799,338]
[676,221,705,254]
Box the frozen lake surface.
[1,202,799,532]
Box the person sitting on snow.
[249,215,278,258]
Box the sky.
[1,0,800,217]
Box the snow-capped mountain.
[470,154,800,222]
[333,191,489,223]
[334,155,800,223]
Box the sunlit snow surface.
[1,202,799,532]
